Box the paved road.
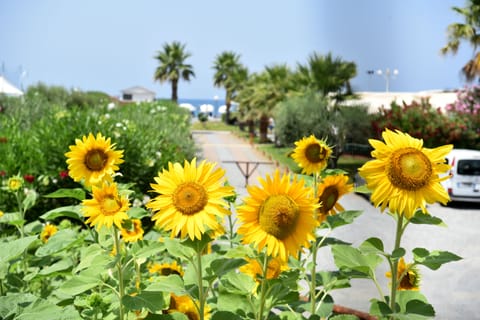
[193,130,480,319]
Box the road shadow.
[444,201,480,210]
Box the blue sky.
[0,0,473,99]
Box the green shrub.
[0,88,195,218]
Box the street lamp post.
[377,68,398,92]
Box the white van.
[441,149,480,203]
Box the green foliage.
[0,86,195,217]
[274,92,338,146]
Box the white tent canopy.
[179,103,196,112]
[218,105,227,114]
[0,76,23,96]
[199,104,214,113]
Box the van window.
[457,159,480,175]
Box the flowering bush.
[0,91,195,218]
[0,130,461,319]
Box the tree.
[236,64,294,142]
[294,52,357,99]
[441,0,480,81]
[212,51,248,123]
[154,41,195,103]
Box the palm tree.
[212,51,248,123]
[441,0,480,81]
[236,64,294,142]
[154,41,195,103]
[295,52,357,99]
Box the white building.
[121,86,156,102]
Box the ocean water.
[178,98,237,117]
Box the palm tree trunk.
[172,80,178,103]
[259,114,269,143]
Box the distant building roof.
[121,86,155,95]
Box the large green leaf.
[164,238,196,260]
[44,188,86,201]
[0,211,25,227]
[358,237,385,255]
[131,240,165,260]
[210,258,247,278]
[145,275,187,296]
[58,273,102,296]
[413,248,462,270]
[0,293,36,318]
[325,210,363,229]
[127,206,150,219]
[409,212,446,227]
[331,244,382,278]
[40,205,83,222]
[219,272,256,295]
[74,244,112,273]
[39,259,73,275]
[16,298,80,320]
[35,229,84,257]
[122,291,169,313]
[0,236,37,264]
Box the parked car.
[441,149,480,203]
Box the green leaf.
[413,248,462,270]
[35,229,83,257]
[22,190,38,211]
[122,291,169,313]
[330,315,360,320]
[354,185,371,194]
[325,210,363,229]
[219,272,256,295]
[74,244,112,273]
[216,292,252,316]
[410,212,446,227]
[127,206,150,219]
[164,238,196,260]
[0,212,25,227]
[369,299,393,317]
[391,247,406,260]
[39,259,73,275]
[40,205,84,222]
[131,240,165,260]
[210,258,247,278]
[317,236,351,248]
[0,236,37,264]
[359,237,385,255]
[15,298,80,320]
[212,311,243,320]
[0,293,36,318]
[395,291,435,318]
[331,244,382,278]
[145,275,187,296]
[44,188,86,201]
[58,273,102,296]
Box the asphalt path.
[193,130,480,319]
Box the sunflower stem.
[256,253,269,320]
[389,213,404,316]
[113,227,125,320]
[310,172,319,315]
[196,244,205,320]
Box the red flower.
[0,170,6,177]
[23,174,35,183]
[59,170,69,179]
[0,137,7,143]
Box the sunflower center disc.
[259,195,299,240]
[387,147,432,191]
[173,182,208,215]
[85,149,108,171]
[319,186,339,213]
[305,143,327,163]
[102,195,122,215]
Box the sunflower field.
[0,88,463,319]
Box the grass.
[190,119,242,132]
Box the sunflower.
[65,133,124,187]
[386,258,420,291]
[7,175,23,192]
[316,174,353,223]
[165,294,210,320]
[358,129,452,218]
[148,261,184,277]
[291,135,332,175]
[81,182,130,230]
[120,219,144,242]
[40,224,58,243]
[237,169,318,261]
[146,158,234,241]
[239,257,288,283]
